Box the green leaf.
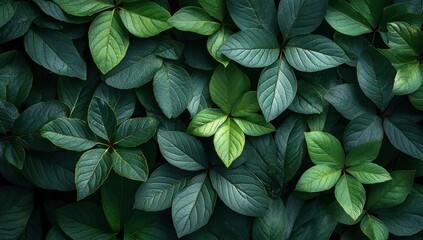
[3,140,25,169]
[134,164,192,211]
[0,2,37,44]
[87,97,117,142]
[295,165,342,192]
[89,10,129,74]
[346,141,382,166]
[168,6,220,35]
[75,148,113,200]
[41,118,97,152]
[393,62,423,95]
[219,28,279,68]
[210,166,269,216]
[111,149,148,181]
[226,0,277,33]
[115,117,158,148]
[288,80,326,115]
[357,46,395,110]
[157,130,208,171]
[347,163,392,184]
[0,0,16,28]
[24,28,86,80]
[198,0,225,21]
[367,170,415,210]
[334,32,370,66]
[360,215,389,240]
[343,114,384,152]
[231,91,260,117]
[285,34,348,72]
[187,108,227,137]
[104,39,162,89]
[52,0,113,16]
[172,173,216,237]
[304,131,345,167]
[233,114,275,136]
[33,0,90,24]
[257,58,297,121]
[187,71,212,117]
[326,200,362,226]
[209,64,250,114]
[252,198,286,240]
[153,64,192,118]
[410,83,423,110]
[335,174,365,220]
[124,211,175,239]
[387,21,423,56]
[0,100,19,133]
[278,0,327,38]
[155,38,184,60]
[213,118,245,167]
[56,202,115,240]
[0,186,34,240]
[207,27,232,66]
[119,2,171,38]
[384,116,423,160]
[325,84,376,120]
[325,0,373,36]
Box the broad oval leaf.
[285,34,348,72]
[207,27,232,66]
[304,131,345,167]
[24,28,86,80]
[87,97,117,142]
[231,91,260,117]
[335,174,366,220]
[387,21,423,56]
[172,173,216,237]
[89,10,129,74]
[52,0,113,16]
[187,108,227,137]
[233,114,276,136]
[360,215,389,240]
[257,58,297,122]
[157,130,208,171]
[111,148,148,181]
[198,0,225,21]
[3,140,25,170]
[252,198,286,240]
[213,118,245,167]
[345,141,382,166]
[0,0,16,28]
[210,166,269,216]
[168,6,220,35]
[347,163,392,184]
[219,28,280,68]
[343,114,384,152]
[392,62,423,95]
[295,165,342,192]
[0,2,37,44]
[115,117,158,148]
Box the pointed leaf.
[304,131,345,167]
[343,114,384,152]
[360,215,389,240]
[207,27,232,66]
[213,118,245,167]
[233,114,275,136]
[346,140,382,166]
[393,62,423,95]
[168,6,220,35]
[347,163,392,184]
[252,198,286,240]
[335,174,365,220]
[115,117,158,148]
[111,149,148,181]
[387,21,423,56]
[199,0,225,21]
[52,0,113,16]
[87,97,117,141]
[187,108,227,137]
[295,165,342,192]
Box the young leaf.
[387,21,423,56]
[207,27,232,66]
[257,58,297,122]
[345,141,382,166]
[357,46,395,110]
[187,108,227,137]
[233,114,276,136]
[87,97,117,142]
[52,0,113,16]
[343,114,384,152]
[111,149,148,181]
[231,91,260,117]
[360,215,389,240]
[210,166,269,216]
[153,63,192,118]
[24,28,86,80]
[119,2,171,38]
[0,0,16,28]
[277,0,327,38]
[75,148,113,200]
[134,164,192,211]
[347,163,392,184]
[295,165,341,192]
[198,0,225,21]
[213,118,245,167]
[285,34,348,72]
[392,62,423,95]
[41,118,97,152]
[253,198,286,239]
[168,7,220,35]
[114,117,158,148]
[335,174,365,220]
[89,10,129,74]
[304,131,345,167]
[219,28,280,68]
[157,130,208,171]
[172,173,216,237]
[209,64,250,114]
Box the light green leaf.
[285,34,348,72]
[75,148,112,200]
[335,174,365,220]
[257,58,297,122]
[41,118,97,152]
[295,165,341,192]
[153,63,192,118]
[213,118,245,167]
[410,83,423,110]
[172,173,216,237]
[198,0,225,21]
[252,198,286,240]
[115,117,158,148]
[210,166,269,216]
[89,10,129,74]
[207,27,232,66]
[393,62,423,95]
[304,131,345,167]
[24,28,86,80]
[87,97,117,142]
[387,21,423,56]
[119,2,171,38]
[168,6,220,35]
[209,64,250,114]
[346,141,382,166]
[233,114,275,136]
[111,148,148,181]
[3,140,25,169]
[0,0,16,28]
[187,108,227,137]
[53,0,113,16]
[231,91,260,118]
[219,28,279,68]
[360,215,389,240]
[347,163,392,184]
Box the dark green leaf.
[115,117,158,148]
[343,114,384,152]
[360,215,389,240]
[187,71,212,117]
[252,198,286,240]
[326,200,362,225]
[213,118,245,167]
[0,100,18,133]
[111,148,148,181]
[168,6,220,35]
[346,141,382,166]
[295,165,341,192]
[347,163,392,184]
[198,0,225,21]
[187,108,227,137]
[410,83,423,110]
[124,211,175,239]
[52,0,113,16]
[33,0,90,24]
[3,140,25,169]
[155,38,184,60]
[333,32,369,67]
[289,80,326,115]
[87,97,117,142]
[387,21,423,56]
[304,131,345,167]
[0,2,37,44]
[233,114,275,136]
[231,91,260,117]
[335,174,365,220]
[0,0,16,28]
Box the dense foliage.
[1,0,423,239]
